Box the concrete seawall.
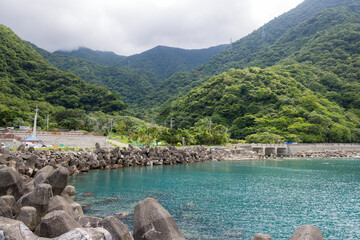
[288,143,360,155]
[0,130,107,148]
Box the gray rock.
[0,166,23,200]
[0,197,12,218]
[35,210,81,238]
[1,195,15,210]
[0,216,38,240]
[78,216,103,228]
[133,198,185,240]
[45,166,69,195]
[33,165,55,186]
[253,233,272,240]
[54,227,112,240]
[98,216,133,240]
[289,225,324,240]
[16,183,53,217]
[46,195,74,216]
[16,206,39,231]
[61,185,75,196]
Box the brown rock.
[289,225,324,240]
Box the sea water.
[69,159,360,239]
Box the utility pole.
[170,118,174,129]
[46,114,49,132]
[33,106,38,137]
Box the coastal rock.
[35,210,81,238]
[289,225,324,240]
[16,183,53,217]
[253,233,272,240]
[0,216,38,240]
[16,206,39,231]
[133,198,185,240]
[46,195,74,216]
[0,166,23,200]
[45,166,69,195]
[61,185,76,196]
[54,227,113,240]
[1,195,16,210]
[98,216,134,240]
[0,197,13,218]
[33,165,55,186]
[78,215,103,228]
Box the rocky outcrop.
[98,216,134,240]
[289,225,324,240]
[133,198,185,240]
[35,210,81,238]
[16,206,39,231]
[0,166,23,200]
[16,183,53,216]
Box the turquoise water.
[69,159,360,239]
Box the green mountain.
[55,47,126,66]
[55,44,228,81]
[33,44,157,111]
[0,24,126,128]
[35,44,227,118]
[158,0,359,107]
[157,0,360,143]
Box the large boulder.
[45,166,69,195]
[133,198,185,240]
[54,227,112,240]
[33,165,55,186]
[98,216,133,240]
[0,166,23,200]
[253,233,272,240]
[0,216,38,240]
[16,183,53,217]
[46,195,74,216]
[289,225,324,240]
[16,206,40,231]
[0,197,13,218]
[35,210,81,238]
[78,216,103,228]
[61,185,75,196]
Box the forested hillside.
[54,44,228,81]
[157,0,359,108]
[36,44,227,116]
[0,24,126,128]
[157,0,360,143]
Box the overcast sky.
[0,0,303,56]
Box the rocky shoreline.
[0,143,339,239]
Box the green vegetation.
[2,0,360,144]
[159,67,360,143]
[0,24,126,130]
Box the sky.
[0,0,304,56]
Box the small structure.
[22,134,42,144]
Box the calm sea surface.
[69,159,360,239]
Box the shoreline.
[1,143,359,239]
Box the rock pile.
[0,144,325,239]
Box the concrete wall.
[0,130,107,148]
[288,143,360,155]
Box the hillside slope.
[0,24,126,126]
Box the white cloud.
[0,0,303,55]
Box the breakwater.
[1,143,355,239]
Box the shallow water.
[69,158,360,239]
